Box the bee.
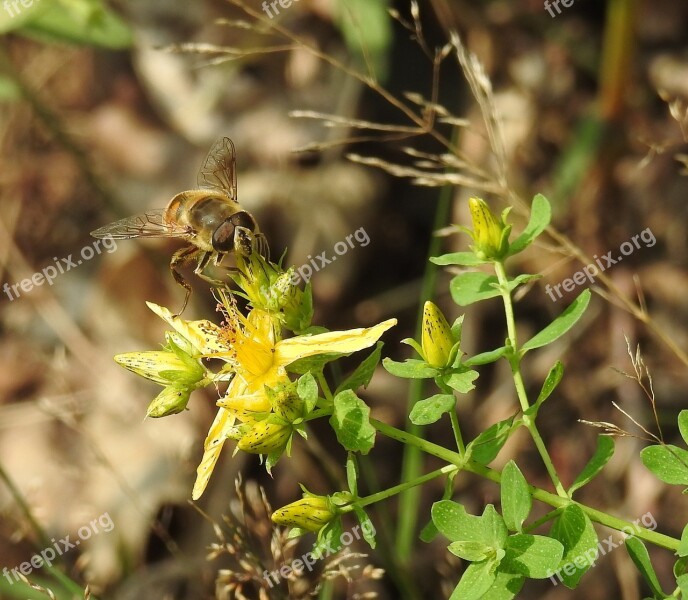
[91,137,269,315]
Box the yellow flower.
[271,495,336,532]
[191,302,397,499]
[468,197,510,260]
[421,301,455,368]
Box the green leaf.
[549,504,599,588]
[346,453,358,496]
[679,410,688,447]
[506,273,542,292]
[382,357,438,379]
[431,252,489,266]
[297,372,319,414]
[625,536,668,599]
[409,394,455,425]
[464,346,507,367]
[432,501,507,548]
[313,519,344,557]
[442,369,479,393]
[420,469,458,543]
[450,272,501,306]
[640,445,688,485]
[508,194,552,255]
[352,506,376,549]
[335,342,383,395]
[568,436,615,495]
[679,524,688,558]
[19,0,132,48]
[450,560,499,600]
[501,534,564,578]
[329,390,376,454]
[477,570,525,600]
[533,361,564,408]
[448,540,496,562]
[501,461,532,532]
[288,352,342,375]
[467,415,517,466]
[521,289,591,352]
[677,573,688,600]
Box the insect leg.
[194,252,227,287]
[170,245,200,316]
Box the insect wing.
[90,209,191,240]
[197,137,237,200]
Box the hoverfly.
[91,137,269,315]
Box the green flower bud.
[237,420,292,454]
[146,386,191,418]
[468,197,510,260]
[421,301,455,368]
[271,495,335,532]
[267,381,305,422]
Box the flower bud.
[468,197,510,260]
[267,381,304,422]
[421,301,455,368]
[237,420,292,454]
[271,495,336,532]
[146,386,191,418]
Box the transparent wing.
[90,209,192,240]
[197,137,237,200]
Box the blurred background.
[1,0,688,598]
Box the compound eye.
[230,211,256,232]
[211,219,236,252]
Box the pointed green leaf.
[521,290,591,352]
[409,394,455,425]
[679,410,688,447]
[538,361,564,407]
[450,559,499,600]
[640,445,688,485]
[464,346,507,367]
[335,342,383,395]
[382,357,438,379]
[477,570,525,600]
[443,369,479,394]
[549,504,599,588]
[467,415,517,466]
[450,272,501,306]
[448,540,496,562]
[432,501,507,548]
[679,524,688,558]
[329,390,376,454]
[432,252,489,266]
[346,453,358,496]
[509,194,552,255]
[352,506,376,549]
[625,536,668,599]
[568,436,615,495]
[501,461,532,532]
[501,534,564,578]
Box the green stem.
[494,261,569,498]
[356,464,458,509]
[449,409,466,455]
[396,178,455,562]
[371,419,680,552]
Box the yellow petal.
[192,377,246,500]
[192,407,235,500]
[147,302,225,355]
[274,318,397,367]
